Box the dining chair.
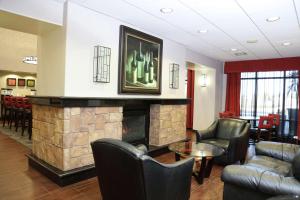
[256,116,274,142]
[268,114,280,141]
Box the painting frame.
[7,78,16,86]
[27,79,35,87]
[18,78,26,87]
[118,25,163,94]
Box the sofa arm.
[256,141,300,162]
[141,156,194,200]
[222,165,300,196]
[195,120,218,142]
[227,123,250,163]
[222,165,263,191]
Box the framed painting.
[7,78,16,86]
[27,79,35,87]
[18,78,26,86]
[118,25,163,94]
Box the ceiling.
[0,27,37,73]
[66,0,300,62]
[0,10,60,35]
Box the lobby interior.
[0,0,300,200]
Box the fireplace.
[122,104,150,146]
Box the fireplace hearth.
[28,96,188,186]
[122,104,150,146]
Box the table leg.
[204,158,214,178]
[175,153,180,161]
[193,157,207,184]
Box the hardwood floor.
[0,131,224,200]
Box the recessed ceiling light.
[160,8,173,14]
[231,48,238,52]
[266,16,280,22]
[197,29,208,34]
[247,39,258,43]
[282,42,292,46]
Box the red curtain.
[186,70,195,129]
[298,70,300,138]
[225,73,241,116]
[224,57,300,73]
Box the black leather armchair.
[91,139,194,200]
[195,118,250,164]
[222,141,300,200]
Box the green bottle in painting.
[144,52,149,84]
[149,51,154,83]
[136,42,144,82]
[131,50,137,83]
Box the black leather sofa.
[222,141,300,200]
[91,138,194,200]
[196,118,250,164]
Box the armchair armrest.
[195,120,218,142]
[136,144,148,155]
[221,165,263,191]
[141,156,194,200]
[227,123,250,163]
[222,165,300,195]
[256,141,300,162]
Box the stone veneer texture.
[149,104,187,146]
[32,105,123,171]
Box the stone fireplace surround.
[28,96,189,186]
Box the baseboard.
[27,154,96,187]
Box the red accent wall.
[186,70,195,129]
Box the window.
[240,70,299,138]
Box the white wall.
[64,2,186,98]
[37,26,66,96]
[186,49,224,130]
[0,0,64,25]
[192,68,216,130]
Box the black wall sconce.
[93,45,111,83]
[169,63,179,89]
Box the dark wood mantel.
[28,96,190,107]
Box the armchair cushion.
[200,139,229,150]
[222,165,300,196]
[246,156,292,176]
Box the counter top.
[28,96,190,107]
